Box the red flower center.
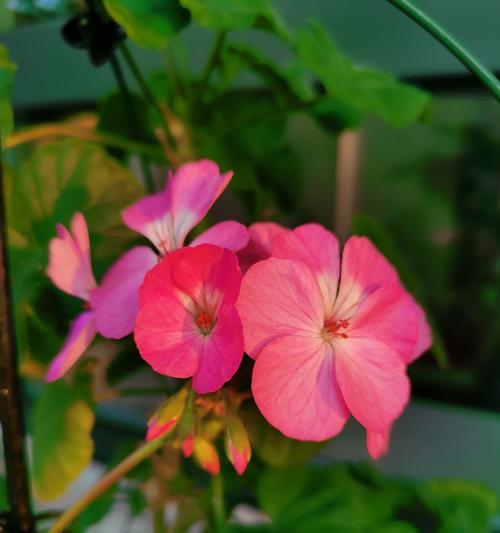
[321,317,349,342]
[196,312,215,336]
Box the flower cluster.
[46,159,430,475]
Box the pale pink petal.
[170,244,242,309]
[407,303,432,363]
[347,285,419,362]
[134,293,201,378]
[273,224,340,314]
[334,236,400,318]
[237,258,324,358]
[45,311,96,382]
[122,188,173,253]
[47,213,96,301]
[366,427,391,460]
[252,335,349,440]
[91,246,158,339]
[335,336,410,433]
[237,222,288,273]
[190,221,249,252]
[192,305,244,394]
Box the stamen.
[322,317,350,342]
[196,312,214,335]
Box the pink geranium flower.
[237,222,288,273]
[134,244,244,394]
[237,223,431,443]
[45,213,97,381]
[91,160,249,339]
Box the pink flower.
[134,244,244,394]
[45,213,97,381]
[91,160,249,339]
[237,222,288,273]
[237,223,431,442]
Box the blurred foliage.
[0,43,15,143]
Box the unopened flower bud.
[146,387,189,441]
[193,437,220,476]
[225,413,251,475]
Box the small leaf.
[296,20,430,127]
[0,43,16,144]
[180,0,289,39]
[32,378,95,501]
[104,0,190,49]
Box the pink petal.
[335,336,410,433]
[91,246,158,339]
[190,221,249,252]
[334,236,400,319]
[407,303,432,363]
[135,293,201,378]
[273,224,340,313]
[45,311,96,382]
[122,160,232,254]
[170,244,242,309]
[366,427,391,460]
[192,305,244,394]
[252,335,349,440]
[237,258,324,358]
[237,222,288,273]
[47,212,96,301]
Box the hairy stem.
[387,0,500,101]
[49,438,165,533]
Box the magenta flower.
[237,222,288,273]
[237,223,431,442]
[91,160,249,339]
[134,244,244,394]
[45,213,97,381]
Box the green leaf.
[32,377,95,501]
[352,212,449,367]
[104,0,190,49]
[418,480,498,533]
[296,20,430,127]
[0,43,16,144]
[179,0,289,39]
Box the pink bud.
[146,387,188,441]
[193,437,220,476]
[225,414,251,475]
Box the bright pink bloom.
[92,160,248,339]
[366,427,391,460]
[237,224,431,441]
[134,244,244,394]
[45,213,97,381]
[237,222,288,273]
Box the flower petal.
[335,336,410,433]
[273,223,340,313]
[192,305,244,394]
[191,220,249,252]
[252,335,349,440]
[91,246,158,339]
[237,258,324,358]
[334,236,400,318]
[237,222,288,273]
[366,427,391,460]
[134,293,201,378]
[407,303,432,363]
[47,212,96,301]
[45,311,96,382]
[123,160,232,253]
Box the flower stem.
[211,472,225,532]
[48,438,165,533]
[119,43,178,154]
[194,31,227,106]
[387,0,500,102]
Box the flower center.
[321,317,349,342]
[195,312,215,336]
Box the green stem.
[48,438,166,533]
[119,43,178,151]
[387,0,500,102]
[194,31,227,106]
[211,473,225,532]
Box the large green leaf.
[32,377,95,501]
[104,0,190,49]
[0,43,15,144]
[296,20,430,128]
[179,0,288,39]
[418,480,498,533]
